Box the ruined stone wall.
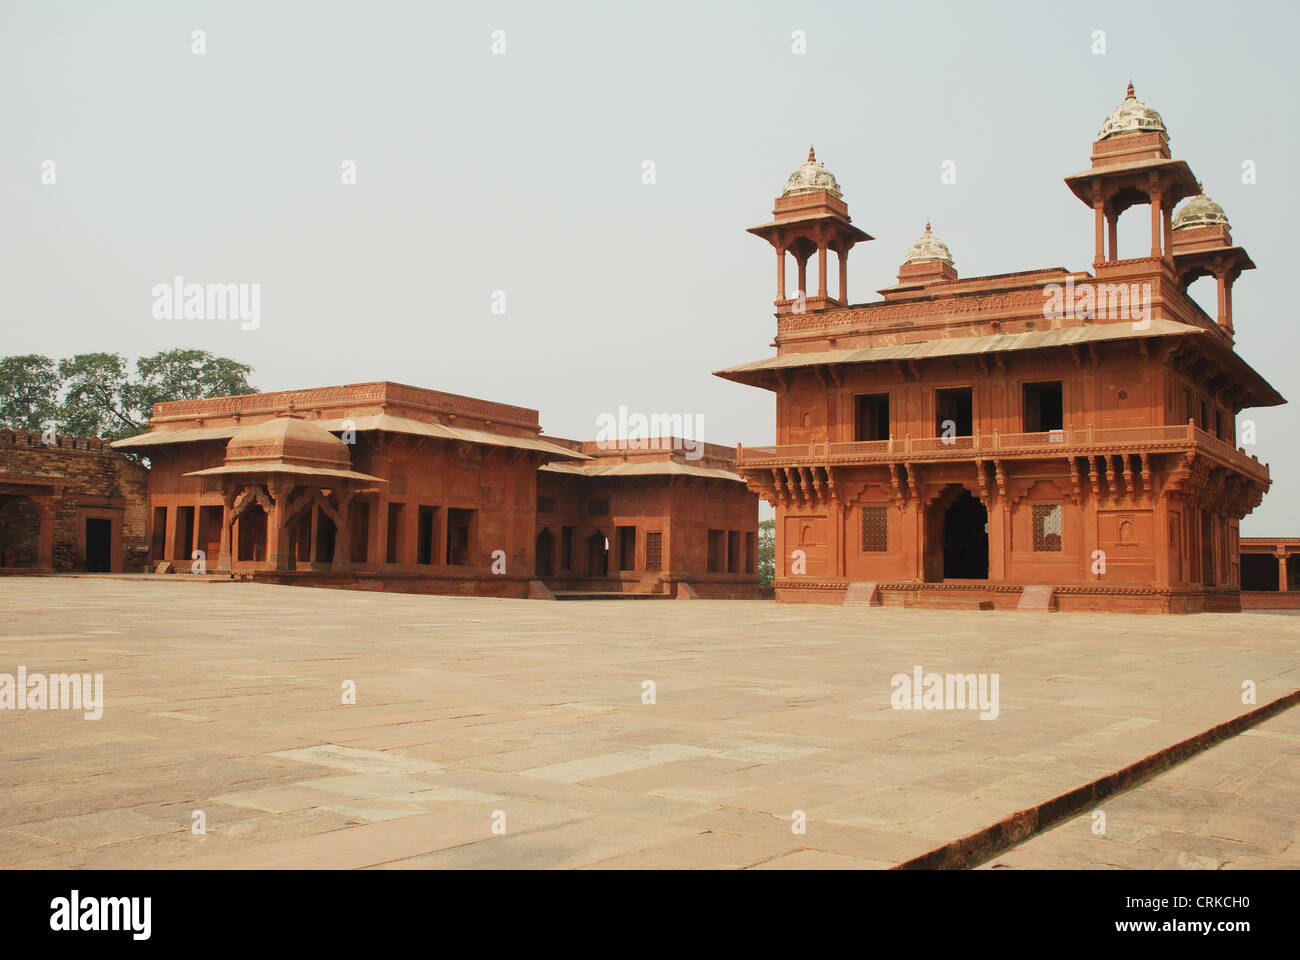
[0,430,151,571]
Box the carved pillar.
[1221,273,1236,339]
[817,240,828,300]
[775,247,786,302]
[370,496,387,567]
[1106,211,1118,262]
[1279,552,1289,593]
[217,489,235,572]
[838,247,848,303]
[333,485,354,568]
[796,255,808,299]
[266,478,294,571]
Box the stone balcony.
[737,422,1269,484]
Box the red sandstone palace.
[716,85,1284,613]
[109,382,758,599]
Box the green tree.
[123,349,256,430]
[0,355,61,433]
[57,353,134,439]
[757,517,775,588]
[0,349,257,441]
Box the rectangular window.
[1023,381,1063,433]
[1214,410,1223,440]
[537,496,556,515]
[744,532,756,573]
[861,506,888,552]
[854,393,890,442]
[727,531,740,573]
[1032,504,1062,552]
[706,529,725,573]
[446,508,474,565]
[936,387,973,437]
[645,531,662,571]
[561,526,574,570]
[1199,399,1209,431]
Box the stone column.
[817,241,828,300]
[35,497,55,572]
[333,485,353,569]
[308,505,319,564]
[796,255,808,299]
[162,505,175,563]
[1279,552,1289,592]
[217,489,235,572]
[370,495,387,567]
[266,479,294,571]
[775,247,786,301]
[1106,212,1118,262]
[1149,189,1163,259]
[1093,193,1106,266]
[838,247,848,303]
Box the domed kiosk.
[185,415,385,572]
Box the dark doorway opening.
[313,511,335,566]
[616,526,636,570]
[854,393,890,442]
[173,506,195,564]
[1023,381,1063,433]
[942,489,988,579]
[446,508,474,565]
[85,518,111,572]
[238,505,269,562]
[936,387,973,438]
[386,503,402,564]
[586,531,608,576]
[417,505,438,565]
[536,528,555,577]
[561,526,574,570]
[706,529,725,573]
[151,506,167,562]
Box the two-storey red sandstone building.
[717,85,1283,613]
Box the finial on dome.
[781,147,842,198]
[1126,80,1135,99]
[925,221,931,233]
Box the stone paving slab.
[981,707,1300,869]
[0,577,1296,869]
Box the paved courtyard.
[0,577,1296,869]
[983,706,1300,869]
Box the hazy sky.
[3,0,1297,533]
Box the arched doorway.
[536,528,555,577]
[943,488,988,579]
[925,485,988,581]
[586,530,608,576]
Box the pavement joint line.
[894,688,1300,870]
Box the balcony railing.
[737,422,1267,480]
